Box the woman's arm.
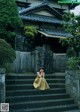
[37,72,41,78]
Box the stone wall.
[0,68,5,103]
[65,70,80,107]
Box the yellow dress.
[33,73,50,90]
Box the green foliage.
[24,26,37,51]
[24,26,37,38]
[60,13,80,70]
[67,57,80,70]
[0,39,16,66]
[60,13,80,57]
[62,12,75,21]
[0,0,23,48]
[3,63,13,75]
[62,12,78,35]
[60,37,80,57]
[66,47,76,57]
[63,12,80,36]
[25,32,34,39]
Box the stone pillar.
[65,70,80,107]
[35,48,39,72]
[0,68,5,103]
[41,46,45,68]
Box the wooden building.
[15,0,76,73]
[16,0,74,52]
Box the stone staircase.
[6,73,79,112]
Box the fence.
[12,51,35,72]
[12,49,67,73]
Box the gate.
[34,46,53,74]
[44,51,53,74]
[34,46,67,73]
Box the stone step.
[9,99,75,110]
[6,93,70,103]
[6,78,65,84]
[6,83,65,90]
[66,110,80,112]
[6,73,79,112]
[6,88,66,97]
[6,74,65,79]
[9,104,79,112]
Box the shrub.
[24,26,37,36]
[0,39,16,67]
[67,57,80,70]
[24,26,37,51]
[3,63,13,75]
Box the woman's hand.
[37,71,45,78]
[37,72,41,78]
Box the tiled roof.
[19,3,43,15]
[20,14,62,24]
[19,2,62,19]
[39,28,73,38]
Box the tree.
[60,12,80,57]
[0,0,22,48]
[24,26,37,51]
[60,12,80,70]
[0,39,16,67]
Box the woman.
[33,68,50,90]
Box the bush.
[24,26,37,36]
[25,32,34,39]
[24,26,37,51]
[67,57,80,70]
[66,47,76,57]
[0,39,16,67]
[3,63,13,75]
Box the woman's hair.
[39,67,45,72]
